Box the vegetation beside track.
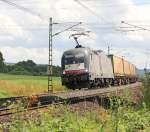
[0,99,150,132]
[0,74,66,98]
[140,73,150,108]
[0,74,150,132]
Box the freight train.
[61,45,138,89]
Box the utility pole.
[108,46,110,55]
[48,17,53,93]
[47,19,82,93]
[107,44,112,55]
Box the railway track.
[0,100,63,117]
[0,82,142,117]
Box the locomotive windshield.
[62,52,86,71]
[65,56,84,65]
[64,54,84,65]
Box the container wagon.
[108,55,137,85]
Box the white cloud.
[0,14,23,37]
[109,47,148,69]
[0,47,62,65]
[0,0,150,69]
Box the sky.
[0,0,150,69]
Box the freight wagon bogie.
[113,76,137,86]
[89,78,114,88]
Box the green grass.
[0,74,66,98]
[1,104,150,132]
[0,74,150,131]
[0,107,104,132]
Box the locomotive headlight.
[85,69,88,72]
[63,71,66,74]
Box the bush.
[0,103,150,132]
[0,109,103,132]
[141,73,150,108]
[8,66,31,75]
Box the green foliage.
[0,104,150,132]
[108,97,150,132]
[9,66,31,75]
[16,60,36,68]
[4,60,61,76]
[0,92,150,132]
[1,109,103,132]
[0,51,61,76]
[0,51,5,72]
[141,73,150,108]
[122,108,150,132]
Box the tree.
[15,60,36,73]
[0,51,4,72]
[16,60,36,68]
[9,66,31,75]
[4,59,61,76]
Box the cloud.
[109,47,148,68]
[0,0,150,69]
[0,14,23,37]
[0,46,62,65]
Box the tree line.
[0,51,61,76]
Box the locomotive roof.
[63,47,90,54]
[63,47,105,57]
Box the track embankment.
[0,82,143,119]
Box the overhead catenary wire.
[74,0,150,33]
[116,29,145,32]
[0,0,43,18]
[52,22,82,37]
[2,0,150,8]
[1,22,150,29]
[74,0,111,24]
[121,21,150,32]
[78,0,150,7]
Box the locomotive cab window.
[64,57,75,64]
[64,54,84,65]
[75,56,84,63]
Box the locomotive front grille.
[62,73,89,83]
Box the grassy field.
[0,74,150,131]
[0,74,66,98]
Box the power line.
[78,0,150,7]
[74,0,110,24]
[116,29,145,32]
[52,22,82,37]
[0,0,43,18]
[1,22,150,27]
[121,21,150,32]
